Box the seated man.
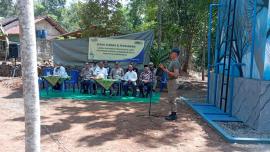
[80,62,95,94]
[123,64,137,97]
[52,63,68,90]
[126,62,139,74]
[93,61,108,79]
[104,60,111,75]
[109,62,124,96]
[53,63,68,77]
[138,66,153,98]
[93,61,108,95]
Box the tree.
[34,0,66,19]
[79,0,128,37]
[0,0,18,18]
[34,0,67,30]
[18,0,41,151]
[60,2,81,31]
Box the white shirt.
[123,70,137,82]
[93,66,108,79]
[53,66,68,78]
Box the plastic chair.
[38,77,43,90]
[65,70,80,92]
[42,68,53,76]
[38,77,49,95]
[140,82,153,98]
[160,72,168,92]
[123,81,137,96]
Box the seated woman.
[138,66,153,98]
[53,63,68,90]
[80,62,95,94]
[123,64,137,97]
[109,62,124,96]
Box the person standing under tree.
[159,48,181,121]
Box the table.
[95,79,122,95]
[42,76,70,93]
[95,79,120,90]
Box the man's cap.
[171,48,180,54]
[115,62,120,65]
[149,62,154,65]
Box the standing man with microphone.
[159,48,181,121]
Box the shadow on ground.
[7,78,260,151]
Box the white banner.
[88,38,145,61]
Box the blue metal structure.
[218,0,237,112]
[207,3,221,103]
[183,99,270,144]
[207,0,259,112]
[250,0,258,78]
[193,0,270,142]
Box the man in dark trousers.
[159,48,181,121]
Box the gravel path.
[218,121,270,139]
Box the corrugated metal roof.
[0,16,67,35]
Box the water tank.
[36,30,42,38]
[41,30,48,39]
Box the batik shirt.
[139,71,153,82]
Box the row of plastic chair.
[39,68,80,93]
[40,67,168,93]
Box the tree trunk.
[202,34,207,81]
[4,36,9,62]
[157,0,162,52]
[18,0,41,152]
[182,34,193,73]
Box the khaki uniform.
[167,60,180,112]
[168,79,178,112]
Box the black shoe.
[165,113,177,121]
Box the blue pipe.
[213,3,222,106]
[250,0,257,79]
[207,3,221,103]
[213,63,223,106]
[229,63,246,116]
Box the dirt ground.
[0,76,270,152]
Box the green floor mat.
[39,90,160,103]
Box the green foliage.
[126,0,212,71]
[78,0,129,37]
[150,42,170,66]
[60,3,81,31]
[0,0,213,72]
[0,0,18,18]
[34,0,66,20]
[34,0,73,31]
